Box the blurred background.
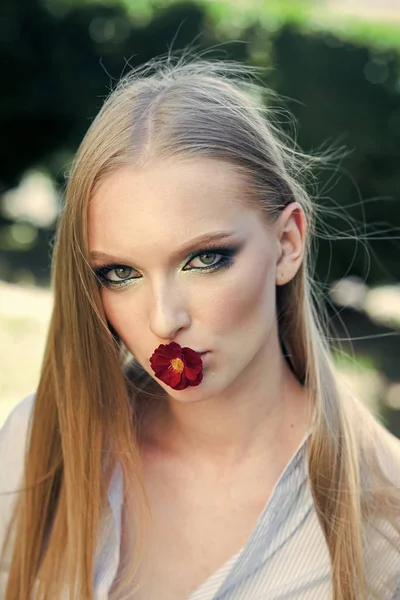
[1,0,400,433]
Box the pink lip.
[199,351,211,364]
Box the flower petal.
[149,342,203,389]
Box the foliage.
[40,0,400,50]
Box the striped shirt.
[1,394,399,599]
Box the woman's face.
[89,157,304,401]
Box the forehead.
[89,158,266,258]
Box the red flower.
[149,342,204,390]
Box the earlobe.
[276,271,286,286]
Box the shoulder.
[0,394,36,551]
[361,421,400,597]
[0,394,36,479]
[373,420,400,487]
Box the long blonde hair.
[2,52,400,600]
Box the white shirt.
[1,394,399,599]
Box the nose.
[148,281,191,342]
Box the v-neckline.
[186,426,312,600]
[187,546,245,600]
[100,424,312,599]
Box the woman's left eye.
[184,251,224,270]
[94,246,237,289]
[185,246,238,273]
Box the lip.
[199,351,211,364]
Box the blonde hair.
[2,52,400,600]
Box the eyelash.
[93,245,238,289]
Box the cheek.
[204,257,276,335]
[101,291,139,345]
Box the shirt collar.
[213,426,313,597]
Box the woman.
[1,55,400,600]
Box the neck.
[141,334,312,471]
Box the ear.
[275,202,307,286]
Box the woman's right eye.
[94,265,137,287]
[105,267,135,282]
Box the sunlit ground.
[0,282,52,425]
[1,279,399,428]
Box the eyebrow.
[89,231,238,266]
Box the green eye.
[93,244,239,289]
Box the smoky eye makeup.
[92,243,242,289]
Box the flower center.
[170,358,184,373]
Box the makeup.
[92,244,239,290]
